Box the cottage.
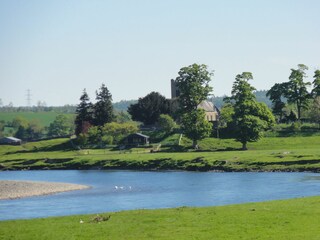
[124,133,150,146]
[0,137,22,145]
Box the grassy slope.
[0,136,320,171]
[0,196,319,239]
[0,112,75,126]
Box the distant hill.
[209,90,272,109]
[113,100,137,111]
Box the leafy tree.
[75,89,93,135]
[102,122,138,144]
[115,111,132,123]
[231,72,275,150]
[312,70,320,97]
[87,126,102,144]
[48,115,74,137]
[285,64,311,121]
[158,114,176,134]
[266,83,287,122]
[11,116,29,130]
[128,92,170,125]
[181,109,212,148]
[310,96,320,129]
[93,84,114,126]
[15,119,44,140]
[175,64,213,112]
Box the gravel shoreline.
[0,180,90,200]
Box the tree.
[310,96,320,129]
[128,92,170,125]
[266,83,287,122]
[158,114,176,134]
[93,84,114,126]
[175,64,213,112]
[285,64,311,121]
[231,72,275,150]
[15,119,44,140]
[75,89,93,135]
[312,70,320,97]
[48,115,73,137]
[181,109,212,148]
[102,122,138,144]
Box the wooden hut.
[124,133,150,146]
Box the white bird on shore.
[80,219,84,224]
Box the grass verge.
[0,196,319,239]
[1,136,320,172]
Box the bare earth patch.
[0,180,90,200]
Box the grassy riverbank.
[1,196,319,239]
[0,136,320,172]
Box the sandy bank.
[0,180,90,200]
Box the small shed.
[0,137,22,145]
[125,133,150,146]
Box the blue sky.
[0,0,319,106]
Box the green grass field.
[1,196,319,239]
[0,112,75,126]
[1,135,320,172]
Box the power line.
[26,89,32,107]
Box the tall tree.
[93,84,114,126]
[312,70,320,97]
[128,92,170,125]
[175,64,213,112]
[266,83,287,122]
[285,64,311,121]
[74,89,93,135]
[231,72,275,150]
[174,64,213,148]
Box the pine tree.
[74,89,93,135]
[93,84,114,126]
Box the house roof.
[1,137,22,142]
[197,101,216,112]
[132,133,150,139]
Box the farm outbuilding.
[124,133,150,146]
[0,137,22,145]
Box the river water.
[0,170,320,220]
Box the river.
[0,170,320,220]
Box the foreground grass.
[1,196,320,239]
[1,136,320,172]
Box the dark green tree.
[312,70,320,97]
[231,72,275,150]
[266,83,287,122]
[175,64,213,112]
[93,84,114,126]
[74,89,93,135]
[128,92,170,125]
[285,64,311,121]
